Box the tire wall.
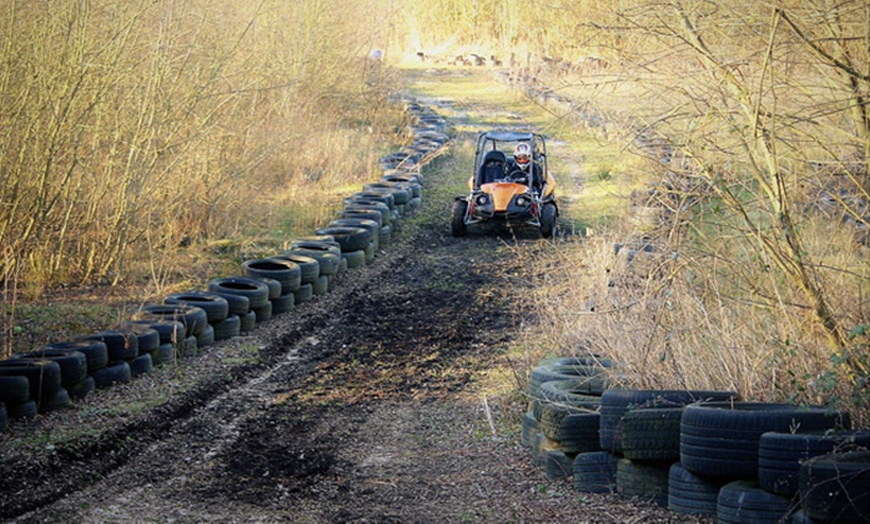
[526,356,860,522]
[0,100,450,427]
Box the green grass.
[403,66,640,234]
[2,302,125,358]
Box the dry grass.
[515,168,870,423]
[0,0,409,356]
[480,1,870,425]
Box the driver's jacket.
[506,159,544,191]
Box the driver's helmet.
[513,143,532,169]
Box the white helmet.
[514,143,532,168]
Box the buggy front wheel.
[540,203,556,238]
[451,200,468,237]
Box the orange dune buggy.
[452,131,557,238]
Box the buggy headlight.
[515,196,528,207]
[476,194,489,206]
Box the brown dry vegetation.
[2,0,869,431]
[0,0,407,355]
[471,2,870,423]
[390,0,870,424]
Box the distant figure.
[368,49,383,61]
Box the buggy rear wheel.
[451,200,468,237]
[540,203,556,238]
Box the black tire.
[352,190,395,210]
[540,355,619,368]
[364,182,411,205]
[242,259,301,295]
[7,400,37,419]
[329,219,380,251]
[314,226,371,253]
[91,361,132,389]
[363,243,375,263]
[538,376,609,403]
[379,224,392,245]
[271,254,319,285]
[342,250,366,269]
[152,343,176,367]
[539,402,598,440]
[45,340,109,373]
[554,413,602,454]
[313,275,329,296]
[246,276,281,300]
[616,458,670,507]
[381,174,422,194]
[716,480,792,524]
[620,407,683,463]
[78,330,140,361]
[540,202,557,238]
[545,450,575,480]
[340,208,384,227]
[239,310,257,333]
[535,380,602,421]
[344,202,391,225]
[529,362,608,398]
[0,375,31,405]
[681,402,851,480]
[129,353,152,378]
[196,323,215,348]
[668,462,724,516]
[283,248,340,276]
[294,283,314,305]
[136,305,208,337]
[601,389,739,454]
[337,256,348,275]
[573,451,619,493]
[123,320,185,346]
[209,277,271,309]
[67,376,96,400]
[122,323,161,354]
[521,410,539,448]
[206,291,251,316]
[164,292,230,324]
[292,235,340,248]
[451,200,468,237]
[252,301,272,323]
[759,429,870,496]
[19,349,88,387]
[800,451,870,523]
[271,292,295,315]
[213,314,241,340]
[0,359,63,403]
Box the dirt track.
[0,75,712,523]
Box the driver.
[508,143,543,191]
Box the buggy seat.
[476,150,508,187]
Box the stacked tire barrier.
[524,357,869,523]
[0,100,450,428]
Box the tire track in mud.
[4,156,535,521]
[4,83,706,522]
